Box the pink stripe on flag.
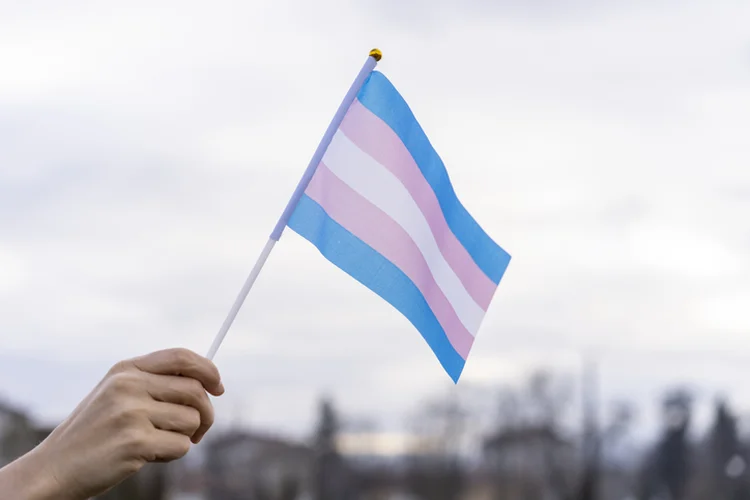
[340,99,497,311]
[306,163,475,359]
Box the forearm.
[0,448,71,500]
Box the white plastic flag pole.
[205,49,382,361]
[206,239,276,360]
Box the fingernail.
[218,381,225,394]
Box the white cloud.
[0,247,26,295]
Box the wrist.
[0,446,74,500]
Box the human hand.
[1,348,224,500]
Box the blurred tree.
[311,396,349,500]
[578,400,636,500]
[706,399,750,500]
[410,388,471,457]
[314,397,338,455]
[658,389,692,500]
[483,370,576,500]
[638,388,693,500]
[604,401,635,445]
[577,360,600,500]
[526,371,573,430]
[406,388,470,500]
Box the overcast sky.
[1,0,750,441]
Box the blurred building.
[203,429,314,500]
[482,425,577,500]
[0,400,40,468]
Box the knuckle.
[121,428,151,459]
[187,408,202,432]
[204,410,215,429]
[106,372,141,395]
[191,387,214,426]
[184,378,207,403]
[185,377,203,394]
[169,348,195,368]
[176,436,191,457]
[207,361,221,382]
[172,348,218,382]
[203,400,215,427]
[179,378,206,404]
[121,458,144,476]
[107,360,132,376]
[205,360,220,379]
[113,404,147,428]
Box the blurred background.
[1,0,750,499]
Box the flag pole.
[206,49,383,360]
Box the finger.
[144,373,215,443]
[151,430,192,463]
[130,348,224,396]
[148,401,201,437]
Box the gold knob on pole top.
[369,48,382,61]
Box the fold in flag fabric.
[287,71,511,382]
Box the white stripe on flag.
[321,129,486,336]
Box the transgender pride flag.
[206,50,510,382]
[286,71,511,382]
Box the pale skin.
[0,348,224,500]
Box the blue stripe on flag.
[288,194,467,382]
[356,71,511,285]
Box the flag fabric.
[287,71,511,382]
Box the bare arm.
[0,449,68,500]
[0,348,224,500]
